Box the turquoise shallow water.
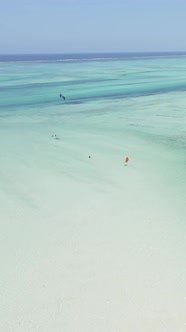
[0,55,186,197]
[0,54,186,331]
[0,54,186,239]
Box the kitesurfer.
[59,94,65,100]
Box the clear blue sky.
[0,0,186,54]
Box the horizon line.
[1,51,186,56]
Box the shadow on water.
[57,100,84,105]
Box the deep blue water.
[1,52,186,63]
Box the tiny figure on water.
[59,94,65,100]
[124,156,129,166]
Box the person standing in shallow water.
[125,156,129,166]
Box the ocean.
[0,53,186,331]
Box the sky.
[0,0,186,54]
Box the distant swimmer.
[124,156,129,166]
[59,94,65,100]
[89,156,91,158]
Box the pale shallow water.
[0,53,186,331]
